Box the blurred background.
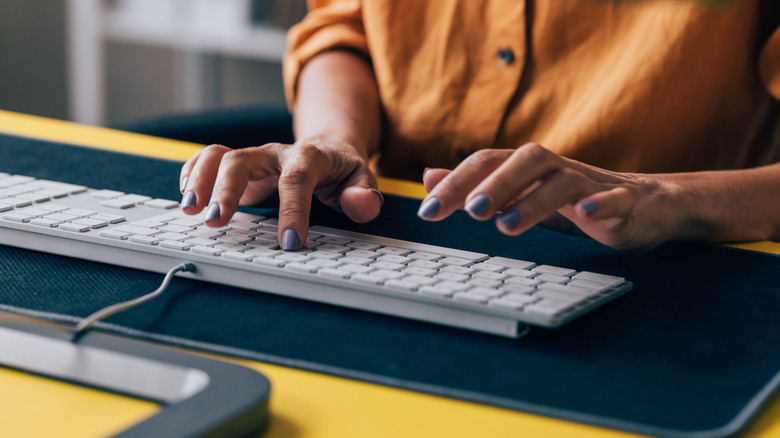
[0,0,305,126]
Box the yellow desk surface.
[1,109,779,438]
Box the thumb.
[422,167,451,193]
[339,169,383,223]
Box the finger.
[179,147,205,193]
[417,149,511,221]
[205,147,281,227]
[180,144,232,215]
[464,143,561,221]
[422,168,451,193]
[339,168,382,223]
[575,187,634,220]
[495,167,595,235]
[276,144,328,250]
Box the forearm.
[292,50,382,159]
[662,163,780,243]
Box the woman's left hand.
[418,143,682,253]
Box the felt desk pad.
[1,134,779,437]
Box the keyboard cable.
[71,262,197,342]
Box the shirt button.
[497,48,515,65]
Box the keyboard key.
[453,292,488,305]
[384,279,419,292]
[4,212,33,222]
[101,199,136,209]
[129,234,161,245]
[485,257,535,270]
[419,285,455,298]
[533,265,577,277]
[2,197,32,208]
[160,240,192,250]
[145,199,179,209]
[538,283,592,297]
[191,245,222,256]
[535,274,570,284]
[63,208,97,217]
[92,213,126,224]
[376,254,411,264]
[570,272,625,287]
[92,189,124,199]
[246,256,281,268]
[99,229,130,240]
[30,218,62,227]
[317,236,351,245]
[347,241,381,250]
[16,192,51,203]
[318,268,351,279]
[72,218,109,229]
[376,246,411,256]
[406,251,442,261]
[59,222,91,232]
[221,251,253,262]
[118,194,152,204]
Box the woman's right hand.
[178,138,383,250]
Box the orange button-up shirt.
[284,0,780,181]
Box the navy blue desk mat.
[1,133,779,437]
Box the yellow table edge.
[1,109,778,438]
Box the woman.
[179,0,780,252]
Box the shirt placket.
[450,0,527,164]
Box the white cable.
[72,262,196,342]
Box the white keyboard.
[0,172,632,338]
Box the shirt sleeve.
[760,26,780,101]
[282,0,368,110]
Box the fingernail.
[180,176,188,193]
[368,188,384,207]
[205,203,221,222]
[417,197,440,219]
[498,210,521,229]
[282,228,299,250]
[181,190,196,208]
[465,194,490,217]
[422,167,431,178]
[579,200,597,215]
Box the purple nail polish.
[579,200,597,215]
[181,191,196,208]
[498,210,521,229]
[205,203,220,222]
[282,229,299,250]
[417,197,440,219]
[465,194,490,217]
[180,176,188,193]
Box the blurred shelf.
[66,0,294,125]
[102,1,286,62]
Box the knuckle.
[260,142,288,153]
[279,167,313,187]
[463,148,505,168]
[515,142,550,162]
[220,148,246,163]
[290,142,326,163]
[203,143,230,154]
[278,203,310,219]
